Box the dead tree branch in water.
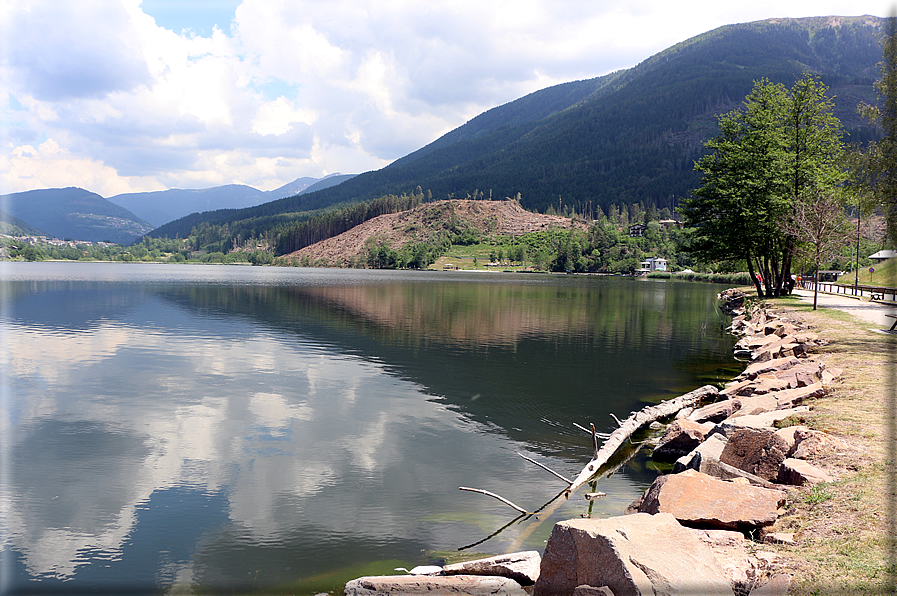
[564,384,718,495]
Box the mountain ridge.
[109,173,356,228]
[0,187,153,244]
[148,13,884,246]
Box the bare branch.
[517,452,573,484]
[459,487,534,515]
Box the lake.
[0,262,741,595]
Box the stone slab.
[345,575,528,595]
[442,551,540,585]
[534,513,734,596]
[636,470,786,531]
[777,458,834,486]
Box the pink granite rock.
[718,427,790,481]
[653,419,714,459]
[442,551,540,585]
[534,513,734,596]
[636,470,785,530]
[777,458,834,485]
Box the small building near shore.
[640,257,668,272]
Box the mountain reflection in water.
[1,263,740,594]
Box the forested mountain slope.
[305,15,883,214]
[2,188,152,244]
[149,15,885,241]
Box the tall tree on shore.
[858,18,897,244]
[679,75,845,297]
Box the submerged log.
[565,385,718,495]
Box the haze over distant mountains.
[109,173,354,228]
[0,174,355,244]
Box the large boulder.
[718,427,790,481]
[653,419,713,460]
[777,458,834,486]
[737,357,801,381]
[719,406,811,431]
[672,433,729,474]
[688,399,742,423]
[720,379,755,398]
[745,377,790,395]
[749,573,794,595]
[534,513,734,596]
[770,383,825,409]
[442,551,540,585]
[789,428,843,459]
[671,432,776,488]
[689,529,762,595]
[728,394,779,417]
[345,575,528,595]
[772,425,812,454]
[635,470,786,531]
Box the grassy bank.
[746,292,896,594]
[837,257,897,288]
[648,271,754,284]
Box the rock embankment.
[345,289,844,595]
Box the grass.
[836,256,897,287]
[751,291,897,594]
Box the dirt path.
[790,288,897,329]
[755,292,896,594]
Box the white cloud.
[0,0,893,196]
[252,97,317,136]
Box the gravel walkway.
[791,288,897,329]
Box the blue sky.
[1,1,894,197]
[141,0,243,36]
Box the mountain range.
[4,15,888,247]
[109,173,354,228]
[0,174,354,244]
[150,15,888,244]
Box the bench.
[871,291,885,301]
[887,314,897,331]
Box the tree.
[778,75,846,292]
[680,75,845,297]
[679,79,790,297]
[858,18,897,243]
[786,187,851,309]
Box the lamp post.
[854,205,860,293]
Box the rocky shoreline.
[345,288,845,595]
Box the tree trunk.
[747,251,764,297]
[813,262,820,310]
[565,385,719,495]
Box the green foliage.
[139,17,882,242]
[857,18,897,243]
[680,75,846,297]
[803,484,835,505]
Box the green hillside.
[148,15,886,245]
[0,209,45,236]
[2,187,153,244]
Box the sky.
[1,1,895,198]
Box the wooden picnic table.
[887,313,897,331]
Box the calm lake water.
[0,262,740,595]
